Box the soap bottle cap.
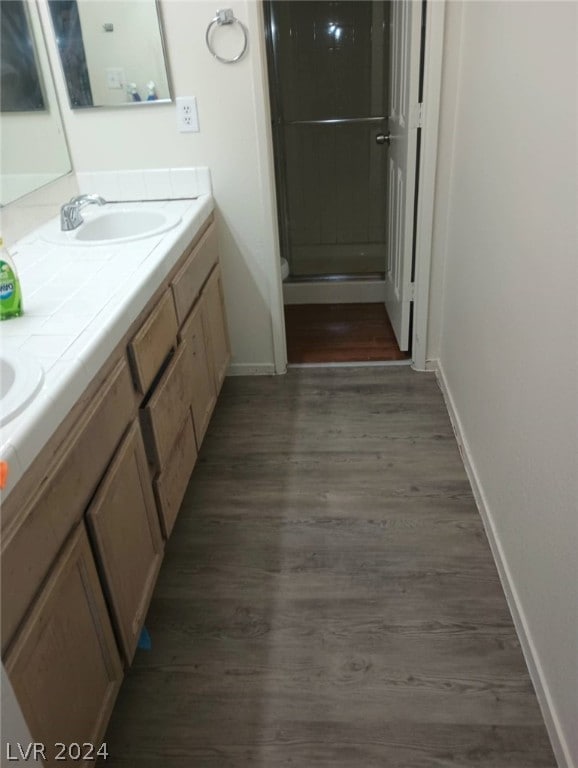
[146,81,158,101]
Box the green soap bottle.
[0,238,23,320]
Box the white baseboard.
[431,358,572,768]
[283,279,386,304]
[226,363,276,377]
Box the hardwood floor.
[284,303,410,363]
[104,368,555,767]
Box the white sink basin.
[0,352,44,427]
[43,206,182,246]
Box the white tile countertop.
[0,194,214,502]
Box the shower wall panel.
[269,1,390,278]
[285,123,386,275]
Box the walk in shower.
[265,1,390,281]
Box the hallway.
[104,368,555,767]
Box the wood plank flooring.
[104,368,555,767]
[284,303,410,363]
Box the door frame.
[412,0,445,371]
[253,0,445,373]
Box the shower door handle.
[375,132,390,146]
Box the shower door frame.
[256,0,446,371]
[264,1,391,286]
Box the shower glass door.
[266,1,390,279]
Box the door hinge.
[411,102,424,129]
[408,282,415,300]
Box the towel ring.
[205,8,248,64]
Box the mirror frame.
[48,0,174,110]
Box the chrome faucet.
[60,194,106,231]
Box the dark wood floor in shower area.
[284,302,410,364]
[104,367,555,767]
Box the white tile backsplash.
[144,169,172,200]
[76,167,211,202]
[118,170,147,201]
[76,171,121,201]
[169,168,198,198]
[196,167,212,194]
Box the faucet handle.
[60,194,106,231]
[70,193,107,207]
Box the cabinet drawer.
[1,359,134,652]
[154,412,197,539]
[5,525,123,763]
[179,298,217,447]
[128,289,178,395]
[172,220,218,325]
[140,342,195,471]
[87,421,163,664]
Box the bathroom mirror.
[0,0,72,206]
[1,1,46,112]
[47,0,172,108]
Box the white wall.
[432,2,578,765]
[38,0,285,374]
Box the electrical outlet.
[176,96,199,133]
[106,67,124,90]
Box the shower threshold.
[286,272,385,283]
[283,274,386,305]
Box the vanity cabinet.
[172,221,230,445]
[154,412,197,538]
[128,290,178,396]
[1,212,229,756]
[4,526,123,765]
[203,265,230,394]
[86,421,163,664]
[135,218,230,531]
[1,357,135,652]
[172,220,219,325]
[139,341,196,471]
[179,298,216,446]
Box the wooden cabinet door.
[179,299,216,446]
[203,266,230,394]
[139,342,196,471]
[86,421,163,665]
[172,219,218,324]
[5,526,122,765]
[2,359,134,653]
[154,413,197,539]
[128,289,178,396]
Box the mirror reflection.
[48,0,172,108]
[1,0,46,112]
[0,0,72,206]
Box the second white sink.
[44,206,182,247]
[0,352,44,427]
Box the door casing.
[251,0,446,373]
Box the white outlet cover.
[106,67,124,90]
[176,96,200,133]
